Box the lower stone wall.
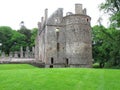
[0,60,45,68]
[69,64,92,68]
[45,64,92,68]
[45,64,66,68]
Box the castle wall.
[45,8,66,68]
[35,21,46,62]
[38,30,45,62]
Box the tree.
[10,30,26,52]
[99,0,120,68]
[18,21,32,47]
[0,26,27,54]
[30,28,38,47]
[92,25,120,68]
[0,26,13,54]
[92,25,109,68]
[100,0,120,27]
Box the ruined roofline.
[63,14,91,20]
[37,3,89,35]
[47,3,88,22]
[37,8,48,36]
[47,8,63,20]
[38,8,48,29]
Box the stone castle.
[35,4,92,68]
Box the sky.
[0,0,108,30]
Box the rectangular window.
[57,43,60,51]
[56,32,59,40]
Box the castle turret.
[64,4,92,67]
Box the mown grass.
[0,64,120,90]
[0,64,36,70]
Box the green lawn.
[0,64,120,90]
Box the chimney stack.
[75,4,83,14]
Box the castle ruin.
[35,4,92,68]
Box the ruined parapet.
[32,47,35,58]
[1,52,5,58]
[25,51,28,58]
[20,46,23,58]
[25,46,30,58]
[14,51,18,58]
[9,52,13,58]
[32,47,35,54]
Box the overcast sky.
[0,0,108,30]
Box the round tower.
[64,4,92,67]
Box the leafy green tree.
[18,21,32,47]
[92,25,108,68]
[0,26,27,54]
[30,28,38,47]
[10,30,26,52]
[92,25,120,68]
[98,0,120,68]
[100,0,120,27]
[0,26,13,54]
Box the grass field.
[0,64,120,90]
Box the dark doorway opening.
[50,65,53,68]
[65,58,69,67]
[66,58,69,65]
[51,57,54,64]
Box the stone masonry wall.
[64,14,92,67]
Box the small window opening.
[87,18,89,22]
[57,43,60,51]
[56,31,59,40]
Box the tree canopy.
[92,0,120,68]
[0,26,38,54]
[100,0,120,27]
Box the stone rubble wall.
[0,46,35,62]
